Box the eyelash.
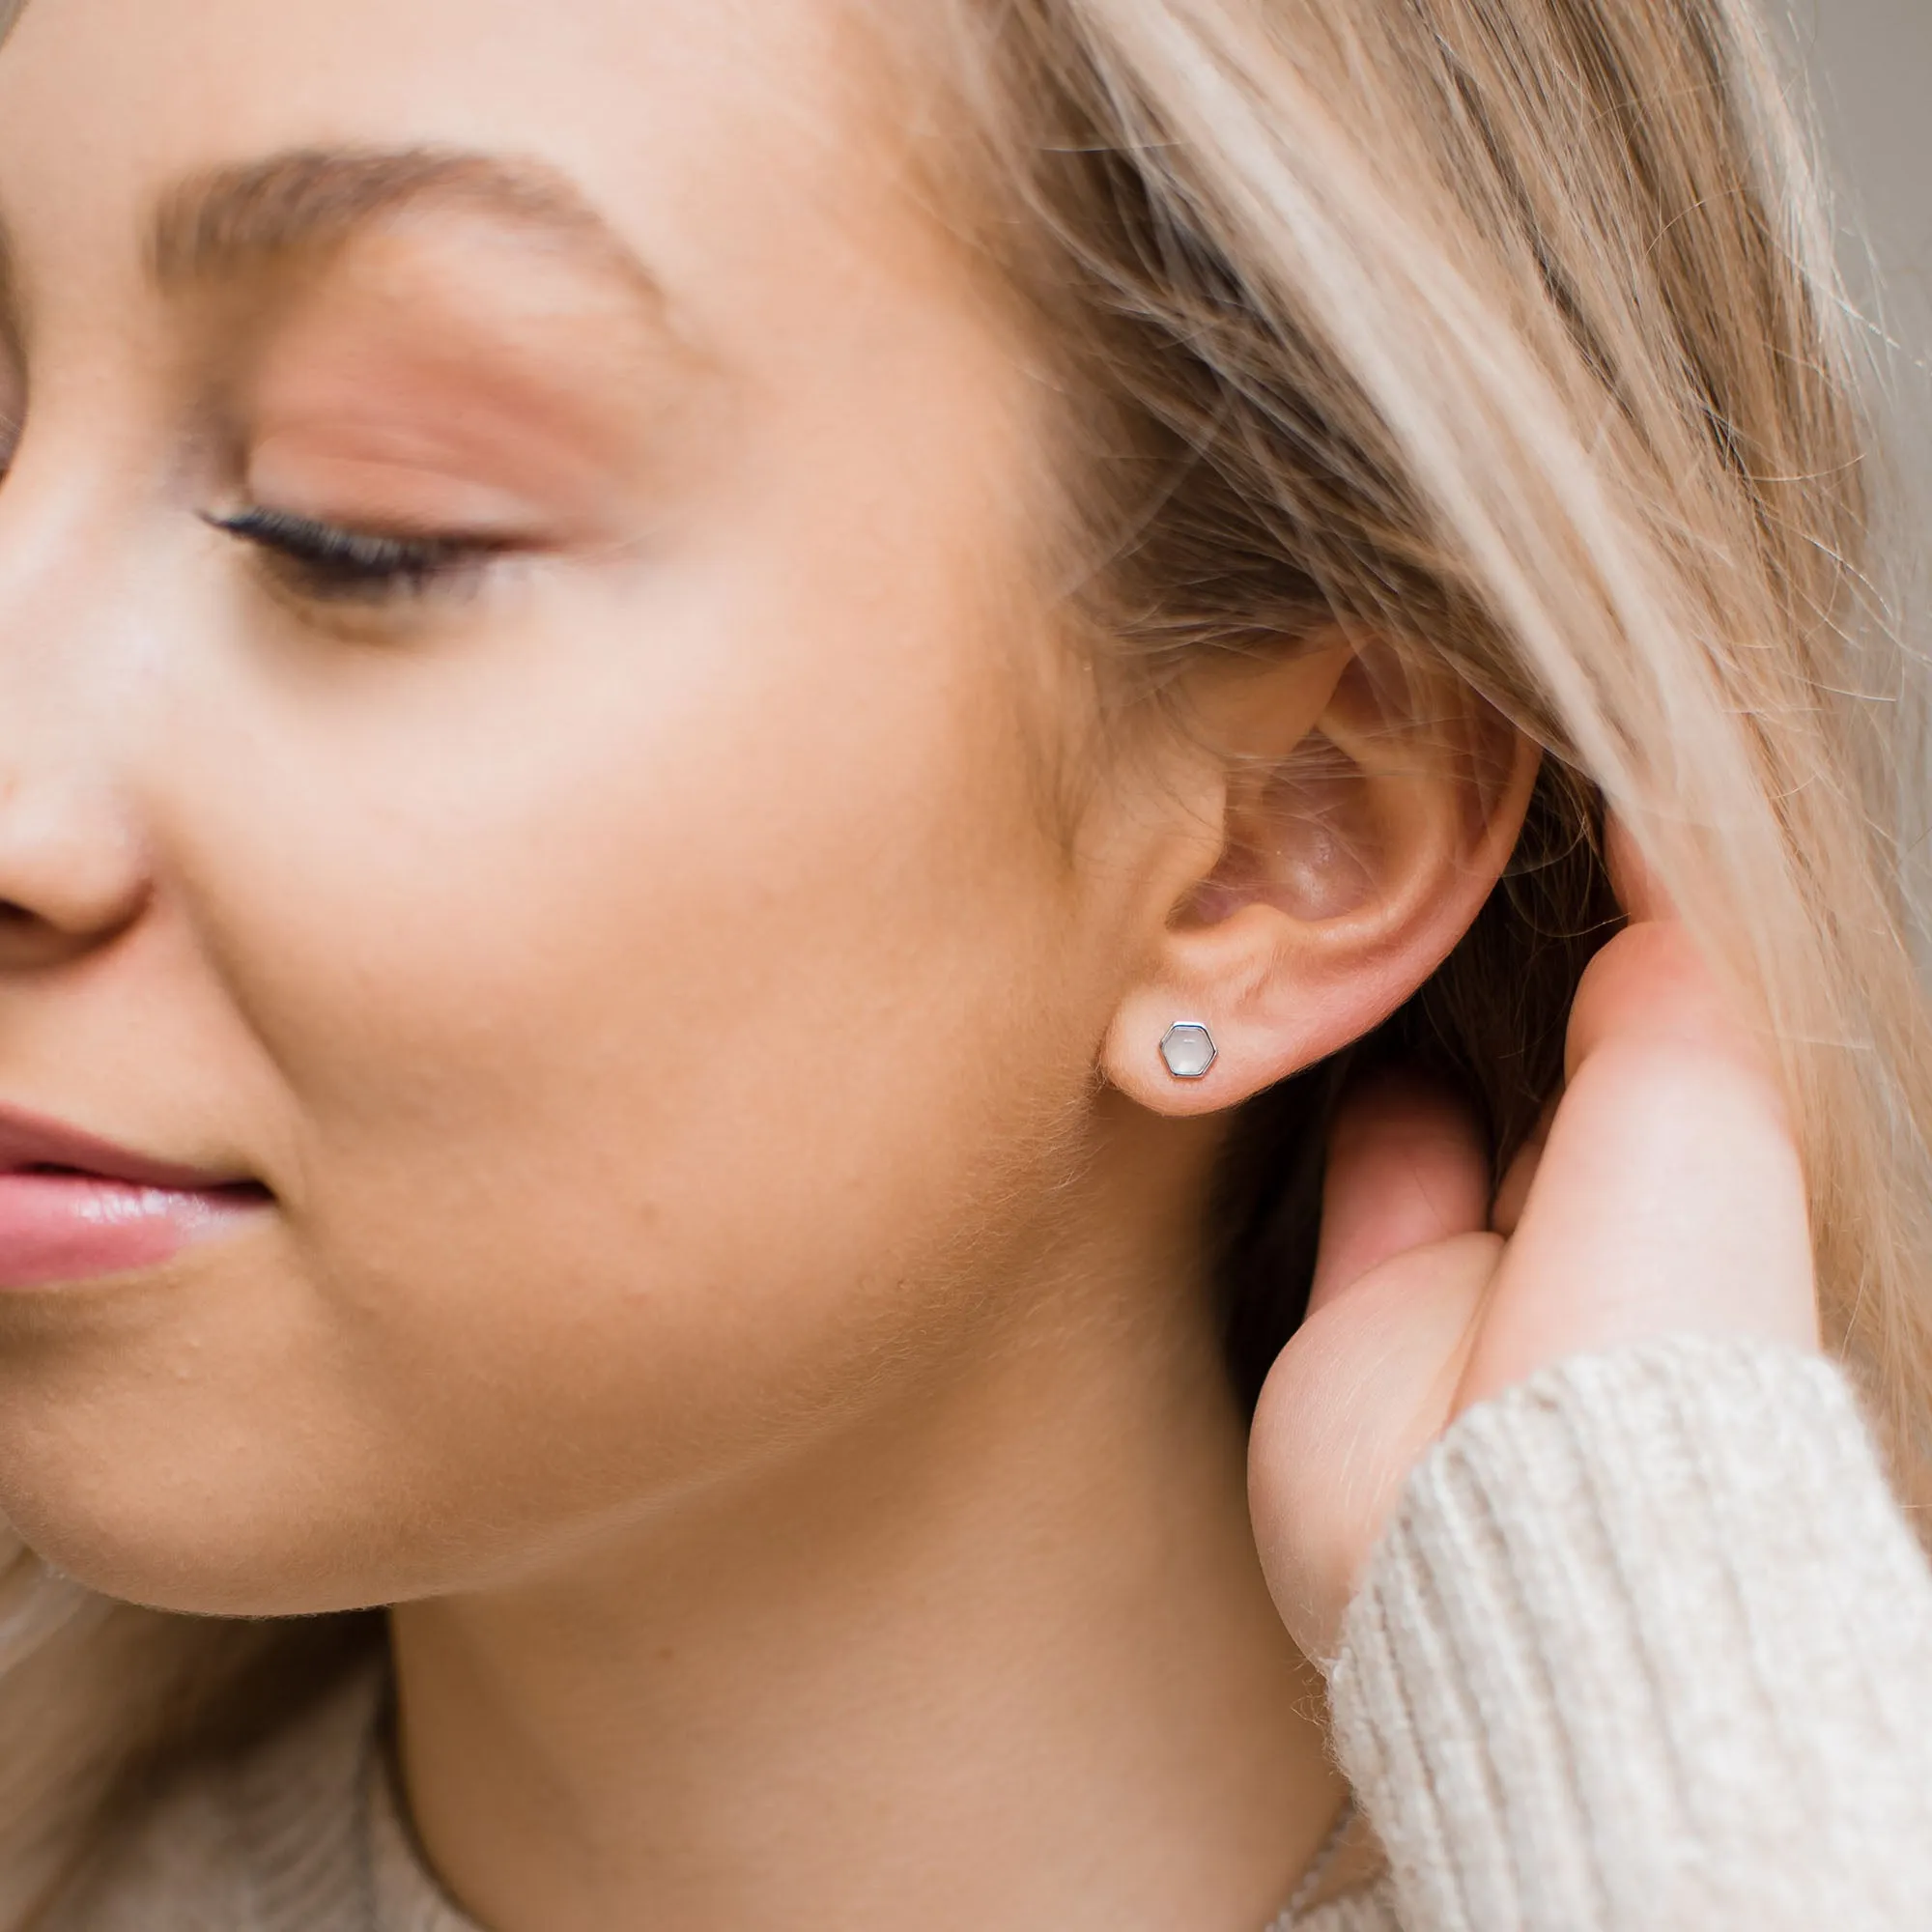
[206,506,503,606]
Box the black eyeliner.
[202,506,497,601]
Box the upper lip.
[0,1103,256,1192]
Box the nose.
[0,463,158,971]
[0,353,178,971]
[0,769,151,969]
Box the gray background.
[1801,0,1932,509]
[1801,0,1931,908]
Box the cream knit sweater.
[38,1340,1932,1930]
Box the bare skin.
[0,2,1814,1929]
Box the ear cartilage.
[1159,1021,1218,1081]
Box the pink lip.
[0,1105,269,1292]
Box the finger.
[1253,1229,1502,1659]
[1458,922,1816,1414]
[1309,1071,1489,1316]
[1565,920,1783,1120]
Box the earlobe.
[1102,652,1539,1118]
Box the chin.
[0,1321,436,1617]
[0,1442,415,1622]
[5,1511,390,1622]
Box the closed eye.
[204,505,509,605]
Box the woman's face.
[0,0,1177,1611]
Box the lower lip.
[0,1171,268,1291]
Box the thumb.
[1250,1075,1499,1660]
[1251,1234,1499,1660]
[1306,1072,1491,1314]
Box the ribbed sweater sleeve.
[1324,1339,1932,1932]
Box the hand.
[1247,834,1821,1662]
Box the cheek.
[112,555,1105,1604]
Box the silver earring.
[1159,1021,1218,1081]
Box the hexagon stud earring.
[1159,1021,1218,1081]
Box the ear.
[1102,639,1539,1117]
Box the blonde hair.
[4,0,1928,1916]
[934,0,1932,1423]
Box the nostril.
[0,787,155,943]
[0,878,146,964]
[0,899,54,939]
[0,903,66,960]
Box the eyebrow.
[147,145,665,306]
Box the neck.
[388,1109,1341,1932]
